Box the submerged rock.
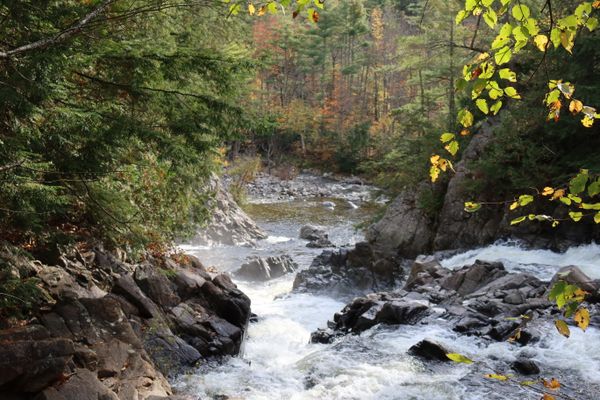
[235,255,298,281]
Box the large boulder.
[365,185,435,259]
[235,255,298,281]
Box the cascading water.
[175,177,600,400]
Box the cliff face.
[367,121,600,260]
[0,244,251,400]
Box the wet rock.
[408,339,451,362]
[134,263,181,308]
[293,245,403,298]
[235,255,298,281]
[511,359,540,375]
[310,328,337,344]
[330,294,430,334]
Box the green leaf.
[499,68,517,82]
[569,170,589,194]
[490,100,503,115]
[458,109,474,128]
[551,28,562,48]
[510,216,527,225]
[588,179,600,197]
[587,17,599,32]
[511,4,530,21]
[569,211,583,222]
[483,9,498,29]
[476,99,489,114]
[456,10,469,25]
[504,86,521,99]
[518,194,534,206]
[446,353,473,364]
[445,140,459,156]
[495,46,513,65]
[595,212,600,224]
[440,133,455,143]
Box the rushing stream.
[176,177,600,400]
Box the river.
[175,176,600,400]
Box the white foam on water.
[264,235,293,244]
[441,241,600,280]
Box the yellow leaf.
[446,353,473,364]
[582,115,595,127]
[484,374,509,381]
[534,34,549,51]
[542,395,556,400]
[509,201,519,210]
[594,1,600,9]
[574,307,590,331]
[551,189,565,200]
[569,99,583,114]
[430,155,440,165]
[542,187,554,196]
[430,165,440,182]
[460,129,470,136]
[248,3,256,15]
[543,378,561,390]
[257,5,267,16]
[554,319,570,338]
[595,212,600,224]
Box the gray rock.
[195,174,267,246]
[235,255,298,281]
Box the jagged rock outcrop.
[365,120,600,259]
[292,242,404,298]
[0,245,251,400]
[195,174,267,246]
[235,255,298,281]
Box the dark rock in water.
[195,174,267,246]
[293,243,403,298]
[312,258,556,355]
[330,293,430,334]
[235,255,298,281]
[310,328,337,344]
[300,225,334,248]
[511,359,540,375]
[408,339,451,362]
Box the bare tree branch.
[0,0,117,59]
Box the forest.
[1,1,600,399]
